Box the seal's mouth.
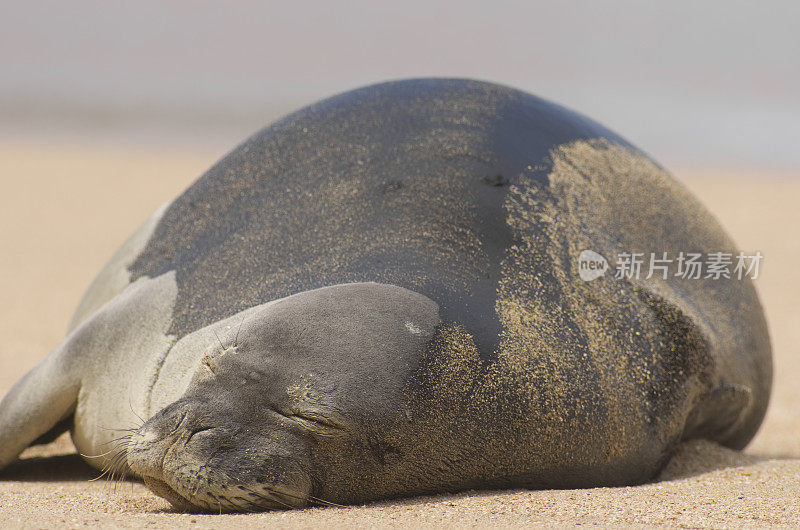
[127,400,315,512]
[141,475,201,512]
[140,472,309,512]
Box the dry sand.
[0,140,797,527]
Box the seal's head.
[126,282,439,512]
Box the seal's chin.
[139,471,306,513]
[141,475,199,512]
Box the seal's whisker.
[107,449,130,486]
[93,434,133,451]
[90,457,120,482]
[127,396,146,425]
[246,489,294,510]
[89,470,110,482]
[213,329,226,351]
[247,484,343,509]
[87,433,133,484]
[226,494,259,513]
[307,495,346,508]
[234,315,246,347]
[96,426,138,433]
[81,434,132,461]
[81,447,118,459]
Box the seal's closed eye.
[281,409,348,438]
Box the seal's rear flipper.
[0,350,80,471]
[636,284,756,449]
[683,383,753,443]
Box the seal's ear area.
[634,286,754,445]
[0,348,81,471]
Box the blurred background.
[1,0,798,171]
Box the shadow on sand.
[1,453,98,482]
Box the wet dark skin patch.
[128,78,630,357]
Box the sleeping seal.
[0,78,771,512]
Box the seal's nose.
[127,425,170,480]
[126,403,191,479]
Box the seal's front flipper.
[31,415,74,446]
[0,347,81,471]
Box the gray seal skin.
[0,78,771,512]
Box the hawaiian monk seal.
[0,78,771,512]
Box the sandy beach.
[0,140,797,528]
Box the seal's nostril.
[132,427,158,446]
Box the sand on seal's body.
[0,141,797,527]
